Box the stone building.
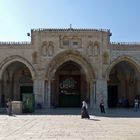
[0,28,140,109]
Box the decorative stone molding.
[110,42,140,51]
[94,41,99,56]
[42,41,47,56]
[0,41,32,49]
[87,41,99,57]
[103,52,109,64]
[87,41,94,56]
[0,41,31,45]
[41,41,54,57]
[32,28,110,33]
[32,51,38,64]
[48,41,54,56]
[60,35,82,49]
[71,36,82,48]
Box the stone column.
[33,78,45,107]
[44,80,51,108]
[89,80,94,109]
[47,80,51,108]
[89,80,99,109]
[93,80,97,108]
[96,79,108,108]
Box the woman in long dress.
[6,98,12,115]
[81,101,90,119]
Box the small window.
[63,40,69,46]
[73,41,78,45]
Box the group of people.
[81,99,105,119]
[81,97,140,119]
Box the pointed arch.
[106,55,140,80]
[0,55,36,80]
[46,50,95,81]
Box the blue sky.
[0,0,140,42]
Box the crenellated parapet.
[110,42,140,51]
[0,41,31,45]
[31,28,110,34]
[111,42,140,45]
[0,41,32,48]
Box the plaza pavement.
[0,108,140,140]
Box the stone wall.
[0,28,139,109]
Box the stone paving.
[0,108,140,140]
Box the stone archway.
[52,61,87,107]
[45,50,95,108]
[0,55,35,108]
[0,55,36,80]
[46,50,95,81]
[106,56,140,80]
[107,56,140,108]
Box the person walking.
[6,98,12,115]
[100,99,105,113]
[81,101,90,119]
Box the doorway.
[108,85,118,107]
[52,61,87,107]
[59,75,81,107]
[20,86,33,100]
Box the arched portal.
[0,56,35,109]
[52,61,87,107]
[107,60,140,108]
[46,50,95,108]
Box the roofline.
[31,28,110,33]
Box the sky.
[0,0,140,42]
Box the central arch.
[46,50,95,107]
[46,50,95,81]
[53,61,86,107]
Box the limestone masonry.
[0,28,140,109]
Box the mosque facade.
[0,28,140,109]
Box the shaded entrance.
[59,75,81,107]
[20,86,33,100]
[108,85,118,107]
[108,60,140,108]
[0,61,33,108]
[20,86,34,113]
[52,61,87,107]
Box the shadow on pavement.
[0,107,140,118]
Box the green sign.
[22,93,34,113]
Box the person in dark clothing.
[100,99,105,113]
[81,101,90,119]
[6,98,12,115]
